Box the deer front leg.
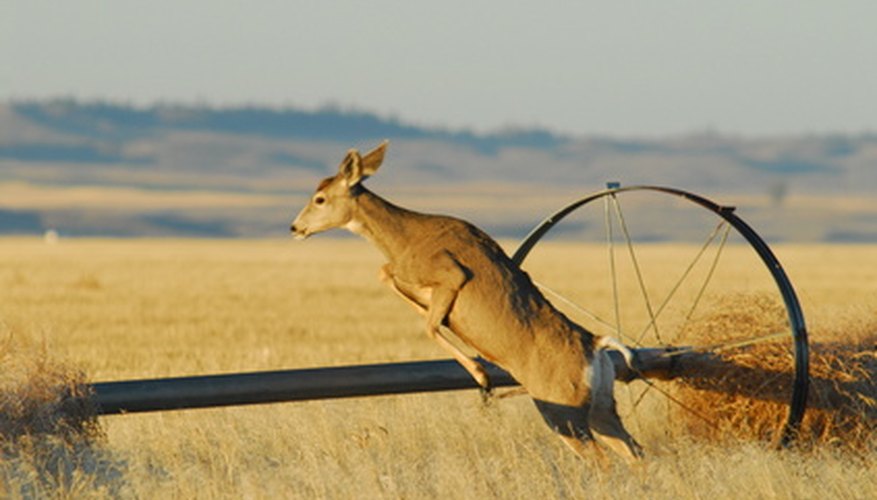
[379,263,429,314]
[423,252,492,393]
[380,260,492,392]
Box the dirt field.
[1,237,875,498]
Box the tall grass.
[0,238,875,498]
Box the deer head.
[290,141,388,239]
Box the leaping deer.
[290,141,643,463]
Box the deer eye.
[314,195,327,206]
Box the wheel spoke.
[634,220,729,344]
[662,331,790,358]
[684,224,731,322]
[630,384,651,409]
[609,194,661,345]
[637,377,723,433]
[533,279,636,342]
[604,194,623,340]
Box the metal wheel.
[511,185,809,446]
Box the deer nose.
[290,223,309,240]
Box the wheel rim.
[511,185,809,446]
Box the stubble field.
[1,237,875,498]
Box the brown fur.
[291,141,643,462]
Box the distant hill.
[5,99,566,154]
[1,99,874,240]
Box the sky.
[2,1,876,137]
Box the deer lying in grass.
[290,141,643,463]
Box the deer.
[290,141,644,463]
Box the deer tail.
[595,336,636,371]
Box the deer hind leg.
[587,350,644,463]
[379,261,491,390]
[532,399,608,469]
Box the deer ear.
[339,148,365,186]
[360,140,389,177]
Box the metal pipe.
[92,359,517,415]
[92,348,680,415]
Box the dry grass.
[670,293,796,443]
[805,334,877,447]
[0,340,97,444]
[0,237,875,498]
[0,334,121,498]
[672,294,877,449]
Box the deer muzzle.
[290,223,309,240]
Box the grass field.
[1,237,875,498]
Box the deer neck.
[346,189,420,261]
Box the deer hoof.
[479,385,495,406]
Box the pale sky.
[2,1,875,137]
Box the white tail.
[291,142,643,463]
[596,336,637,370]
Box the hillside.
[1,99,875,240]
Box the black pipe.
[91,349,677,416]
[92,359,518,415]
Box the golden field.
[1,237,876,498]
